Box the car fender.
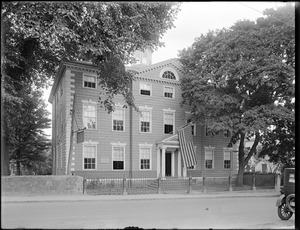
[276,194,285,207]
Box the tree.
[4,83,51,175]
[259,101,295,169]
[1,2,180,174]
[2,2,180,109]
[179,4,295,185]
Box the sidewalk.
[2,190,279,203]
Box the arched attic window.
[162,71,176,80]
[159,67,179,81]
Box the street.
[2,196,295,229]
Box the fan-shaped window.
[162,71,176,80]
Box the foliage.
[1,2,179,175]
[2,2,180,110]
[4,83,51,175]
[259,101,295,167]
[179,3,295,185]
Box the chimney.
[132,48,152,65]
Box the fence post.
[203,176,207,193]
[83,177,86,194]
[158,177,162,194]
[252,172,256,191]
[275,173,281,192]
[123,177,128,195]
[229,174,233,192]
[188,175,192,194]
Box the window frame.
[111,142,126,171]
[83,73,97,89]
[82,142,98,170]
[139,143,153,170]
[140,82,152,96]
[112,106,125,132]
[159,67,179,81]
[163,85,175,99]
[163,109,175,134]
[191,123,196,136]
[223,148,232,170]
[205,125,213,137]
[204,147,215,170]
[82,101,97,130]
[139,106,153,134]
[185,111,196,136]
[223,129,231,138]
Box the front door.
[165,152,172,177]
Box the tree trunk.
[16,160,21,175]
[1,94,10,176]
[1,133,10,176]
[237,132,245,186]
[237,131,260,186]
[237,164,245,186]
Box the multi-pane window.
[191,124,196,136]
[205,148,214,169]
[224,130,231,138]
[187,118,196,136]
[164,112,174,134]
[164,86,175,98]
[112,146,124,170]
[83,104,96,129]
[140,83,151,95]
[83,145,96,170]
[162,71,176,80]
[140,147,151,170]
[140,110,151,133]
[224,150,231,169]
[205,125,212,137]
[83,74,96,88]
[112,108,124,131]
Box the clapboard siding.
[50,60,239,178]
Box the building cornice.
[134,76,181,86]
[132,59,184,76]
[49,58,183,103]
[48,61,98,103]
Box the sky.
[152,1,287,64]
[43,1,288,137]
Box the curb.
[2,192,278,204]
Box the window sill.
[164,97,175,99]
[83,86,97,90]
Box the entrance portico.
[156,135,187,178]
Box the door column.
[178,149,182,178]
[161,147,166,178]
[183,166,187,178]
[157,147,160,178]
[171,151,175,177]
